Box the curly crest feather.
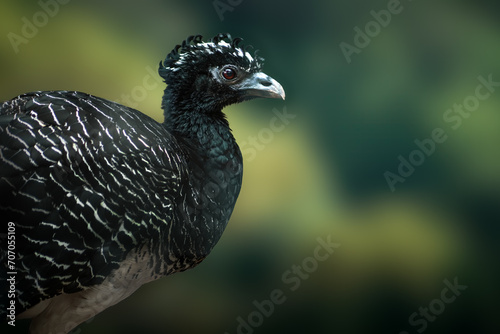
[158,33,264,82]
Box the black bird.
[0,33,285,333]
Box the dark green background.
[1,0,499,333]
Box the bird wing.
[0,91,186,314]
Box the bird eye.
[221,67,237,81]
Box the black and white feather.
[0,33,284,333]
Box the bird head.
[159,34,285,115]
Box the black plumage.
[0,33,284,333]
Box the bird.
[0,33,285,333]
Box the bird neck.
[162,92,243,248]
[161,89,235,159]
[160,86,243,197]
[159,89,243,267]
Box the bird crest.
[159,33,263,80]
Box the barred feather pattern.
[0,91,243,319]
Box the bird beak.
[238,72,286,100]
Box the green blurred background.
[1,0,499,333]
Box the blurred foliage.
[1,0,499,333]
